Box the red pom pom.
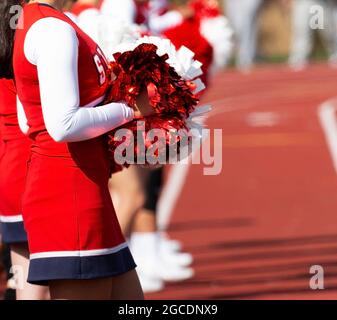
[104,43,201,167]
[106,43,199,115]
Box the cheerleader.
[0,79,30,247]
[6,0,152,299]
[0,70,49,299]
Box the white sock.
[130,232,160,259]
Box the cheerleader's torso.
[13,3,110,161]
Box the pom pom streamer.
[105,36,210,167]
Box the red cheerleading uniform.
[0,79,30,244]
[13,3,135,284]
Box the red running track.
[148,63,337,300]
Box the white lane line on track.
[318,98,337,174]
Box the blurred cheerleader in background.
[150,0,233,79]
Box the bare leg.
[10,243,50,300]
[110,270,144,300]
[50,278,113,300]
[50,270,144,300]
[132,209,157,233]
[109,166,145,236]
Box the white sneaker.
[159,234,193,267]
[137,271,164,293]
[159,233,182,252]
[136,255,195,283]
[130,232,164,293]
[157,263,195,282]
[130,232,194,284]
[161,250,193,268]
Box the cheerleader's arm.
[24,17,134,143]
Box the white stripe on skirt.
[30,242,129,260]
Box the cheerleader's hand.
[134,90,155,118]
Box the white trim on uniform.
[30,242,129,260]
[0,215,24,223]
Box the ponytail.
[0,0,26,79]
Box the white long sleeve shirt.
[18,17,134,143]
